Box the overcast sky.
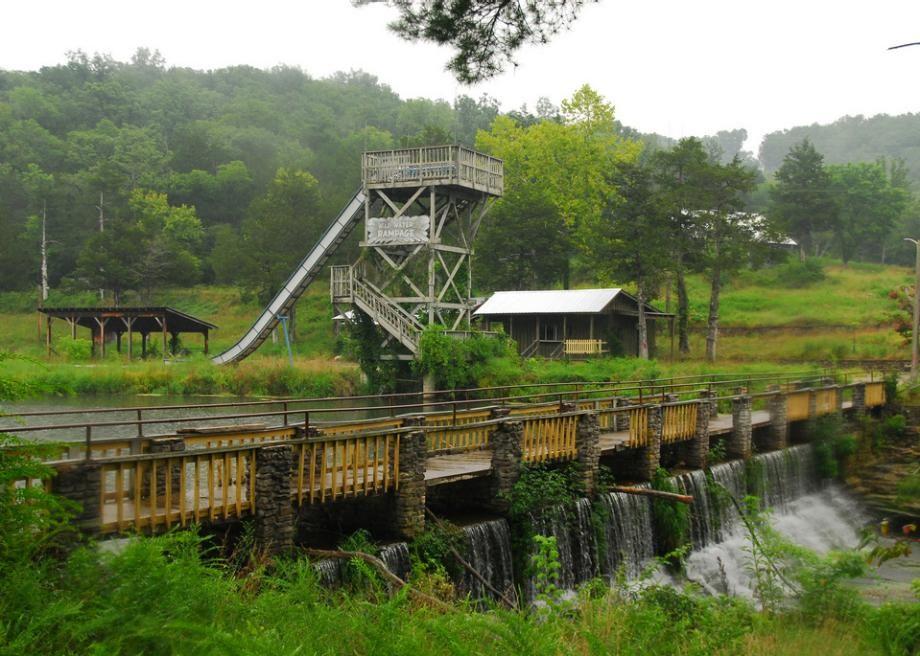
[5,0,920,152]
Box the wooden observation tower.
[331,145,503,359]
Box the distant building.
[473,288,673,358]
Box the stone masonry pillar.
[728,395,753,460]
[575,412,600,496]
[766,392,788,451]
[393,430,426,539]
[150,436,184,497]
[698,389,719,419]
[53,460,102,527]
[254,444,294,555]
[625,405,662,482]
[484,420,523,514]
[851,382,867,415]
[680,401,709,469]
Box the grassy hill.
[0,259,909,398]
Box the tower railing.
[362,145,503,196]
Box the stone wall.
[679,401,709,469]
[484,420,524,513]
[53,461,102,526]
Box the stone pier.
[484,420,524,513]
[393,431,427,539]
[728,395,753,460]
[254,444,294,555]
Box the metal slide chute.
[211,189,366,365]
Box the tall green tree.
[768,139,837,260]
[827,161,910,264]
[583,160,669,359]
[652,138,712,354]
[476,85,641,289]
[237,169,325,335]
[695,158,758,361]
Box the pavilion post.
[70,317,76,340]
[94,317,108,358]
[141,333,148,358]
[162,313,168,357]
[45,315,52,356]
[116,331,122,354]
[126,317,134,360]
[204,330,209,355]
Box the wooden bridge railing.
[865,381,886,407]
[661,402,700,443]
[786,390,811,421]
[521,413,579,463]
[815,388,838,416]
[96,444,259,534]
[425,409,494,452]
[293,433,400,505]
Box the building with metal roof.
[473,289,673,358]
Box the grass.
[0,355,361,400]
[683,260,909,329]
[0,531,908,656]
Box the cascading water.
[684,444,867,600]
[379,542,412,582]
[674,459,747,548]
[596,488,655,580]
[313,541,411,588]
[529,497,599,594]
[458,519,514,601]
[755,444,818,510]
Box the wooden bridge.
[6,373,886,544]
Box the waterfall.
[756,444,818,510]
[683,445,867,600]
[313,541,411,588]
[530,498,599,591]
[458,519,514,601]
[674,459,747,548]
[596,488,655,580]
[379,542,412,582]
[313,558,344,587]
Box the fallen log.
[304,547,453,612]
[612,486,694,504]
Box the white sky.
[4,0,920,152]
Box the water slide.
[211,189,366,365]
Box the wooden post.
[141,333,148,358]
[70,317,77,339]
[126,317,134,360]
[161,313,168,357]
[116,331,122,354]
[45,315,52,356]
[94,317,107,358]
[203,330,209,355]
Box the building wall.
[484,312,657,358]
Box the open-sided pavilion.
[39,306,216,359]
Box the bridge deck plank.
[424,450,492,486]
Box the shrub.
[775,258,826,288]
